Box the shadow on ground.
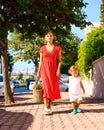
[83,97,104,104]
[0,109,33,130]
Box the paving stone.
[0,92,104,130]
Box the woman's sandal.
[42,108,52,115]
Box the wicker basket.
[33,88,43,102]
[32,81,43,102]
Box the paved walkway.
[0,92,104,130]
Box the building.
[85,22,100,38]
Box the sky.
[72,0,101,39]
[13,0,101,72]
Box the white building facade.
[85,22,100,38]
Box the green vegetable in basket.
[33,81,42,89]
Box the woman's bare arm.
[36,53,42,80]
[56,50,62,78]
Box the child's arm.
[61,77,69,82]
[80,81,85,94]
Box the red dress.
[40,44,62,100]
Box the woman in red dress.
[36,31,62,115]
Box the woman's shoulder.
[40,45,46,49]
[40,45,46,50]
[54,44,61,48]
[40,45,46,52]
[54,44,62,51]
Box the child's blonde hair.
[68,65,79,74]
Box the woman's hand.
[56,71,61,79]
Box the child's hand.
[60,77,63,81]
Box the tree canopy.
[76,27,104,78]
[0,0,90,38]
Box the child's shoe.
[76,107,81,113]
[71,109,77,115]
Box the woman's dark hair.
[44,30,55,44]
[44,30,54,36]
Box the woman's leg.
[47,99,51,108]
[43,98,49,109]
[43,98,53,114]
[42,98,49,114]
[47,99,52,114]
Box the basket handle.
[35,80,41,84]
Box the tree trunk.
[33,58,39,74]
[1,37,14,104]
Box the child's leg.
[72,101,76,110]
[76,95,83,107]
[71,101,77,114]
[69,94,77,114]
[77,100,82,107]
[76,99,82,113]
